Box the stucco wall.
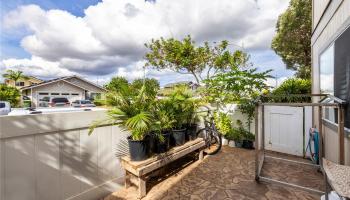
[312,0,350,165]
[0,110,127,200]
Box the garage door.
[37,92,81,107]
[264,106,304,156]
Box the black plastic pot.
[234,140,243,148]
[171,128,186,146]
[242,139,254,149]
[154,131,171,153]
[128,136,150,161]
[186,124,198,141]
[147,133,156,156]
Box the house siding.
[312,0,350,165]
[65,77,105,93]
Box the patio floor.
[104,146,323,200]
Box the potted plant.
[214,112,232,145]
[232,128,243,147]
[166,86,193,146]
[152,102,176,153]
[242,131,255,149]
[184,98,200,141]
[89,84,156,161]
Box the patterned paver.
[105,147,322,200]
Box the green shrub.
[225,128,242,141]
[23,100,31,108]
[271,78,311,102]
[93,99,106,106]
[0,84,21,107]
[214,112,232,136]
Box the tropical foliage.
[104,76,129,93]
[214,112,232,136]
[269,78,312,102]
[89,83,156,140]
[271,0,312,79]
[2,69,29,82]
[203,68,271,106]
[0,84,21,107]
[162,85,199,129]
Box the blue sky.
[0,0,294,86]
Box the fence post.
[338,105,345,165]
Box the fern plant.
[89,84,155,141]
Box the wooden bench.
[121,138,206,198]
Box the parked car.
[71,100,96,108]
[38,97,70,107]
[0,101,11,115]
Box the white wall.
[0,110,127,200]
[220,104,255,134]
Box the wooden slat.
[137,141,205,176]
[121,138,204,168]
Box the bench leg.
[199,149,204,160]
[125,171,131,188]
[138,176,146,199]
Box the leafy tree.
[271,0,312,79]
[203,68,271,106]
[0,84,21,107]
[144,35,249,84]
[270,78,312,102]
[104,76,129,93]
[2,69,29,83]
[131,78,160,98]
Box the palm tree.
[2,70,29,86]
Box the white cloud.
[2,0,289,84]
[1,56,74,79]
[266,76,288,88]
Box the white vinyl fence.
[0,110,127,200]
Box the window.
[320,44,337,123]
[61,93,69,95]
[38,92,49,95]
[320,26,350,127]
[15,82,25,86]
[71,93,79,96]
[0,103,5,108]
[320,44,334,94]
[51,93,60,95]
[334,26,350,127]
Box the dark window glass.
[61,93,69,95]
[334,26,350,128]
[39,93,49,95]
[51,93,60,95]
[81,100,91,104]
[0,103,5,108]
[15,82,25,86]
[71,93,79,96]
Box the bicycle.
[196,106,222,155]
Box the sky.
[0,0,295,86]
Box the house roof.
[164,81,194,88]
[20,75,106,92]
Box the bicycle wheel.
[196,128,222,155]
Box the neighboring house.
[21,75,106,107]
[163,81,200,90]
[4,76,43,89]
[312,0,350,165]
